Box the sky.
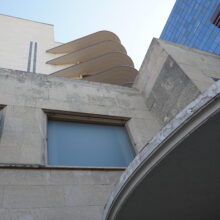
[0,0,176,69]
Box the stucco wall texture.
[0,14,63,74]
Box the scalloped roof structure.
[47,31,138,86]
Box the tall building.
[160,0,220,54]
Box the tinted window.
[48,120,134,167]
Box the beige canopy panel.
[83,66,138,86]
[47,30,138,86]
[47,40,127,65]
[47,31,120,54]
[51,52,134,78]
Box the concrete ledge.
[0,164,126,171]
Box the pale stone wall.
[0,14,64,74]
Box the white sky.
[0,0,176,69]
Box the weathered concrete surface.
[0,39,219,220]
[104,73,220,220]
[0,67,161,219]
[0,169,122,220]
[146,55,200,125]
[0,68,148,118]
[0,67,159,219]
[159,40,220,86]
[134,39,219,126]
[0,68,159,164]
[0,105,46,164]
[126,117,159,152]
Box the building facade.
[0,38,219,220]
[1,12,220,220]
[160,0,220,54]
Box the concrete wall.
[0,169,122,220]
[134,39,219,126]
[0,67,159,219]
[0,39,218,219]
[0,68,158,161]
[159,39,220,92]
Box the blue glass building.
[160,0,220,54]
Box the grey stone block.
[0,106,46,164]
[48,170,123,185]
[10,208,42,220]
[40,206,103,220]
[64,184,113,206]
[146,55,201,125]
[0,209,9,220]
[126,117,160,152]
[3,185,64,208]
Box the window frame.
[43,109,136,169]
[0,105,6,110]
[0,105,6,136]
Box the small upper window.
[47,120,134,167]
[211,4,220,28]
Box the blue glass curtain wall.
[160,0,220,54]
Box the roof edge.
[0,13,53,26]
[47,30,120,53]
